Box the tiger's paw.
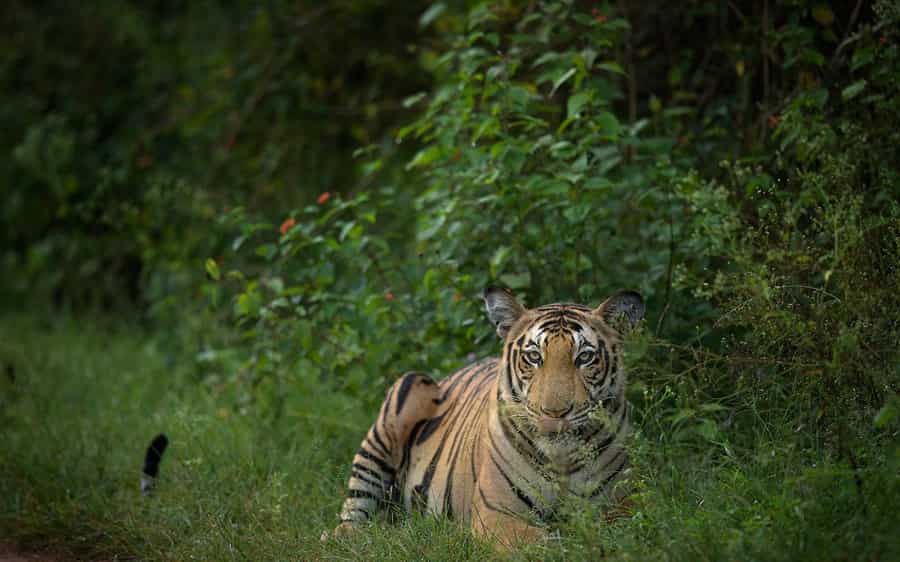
[604,497,636,523]
[320,521,358,542]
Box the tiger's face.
[484,288,644,437]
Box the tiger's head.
[484,287,644,437]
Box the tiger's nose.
[540,404,573,418]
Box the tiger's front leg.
[470,463,545,549]
[331,372,441,538]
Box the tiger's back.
[401,358,496,520]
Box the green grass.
[1,308,897,561]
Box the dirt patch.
[0,545,58,562]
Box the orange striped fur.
[331,288,644,547]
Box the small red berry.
[280,218,296,235]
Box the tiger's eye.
[524,350,542,365]
[576,350,596,366]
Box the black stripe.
[347,488,380,499]
[419,368,491,511]
[488,449,542,516]
[487,425,519,471]
[536,319,559,333]
[594,429,616,450]
[478,486,515,516]
[413,438,447,504]
[365,436,390,459]
[395,374,420,415]
[590,453,627,498]
[590,404,626,450]
[351,469,384,488]
[379,385,394,428]
[442,359,495,398]
[415,413,446,445]
[357,447,396,478]
[504,364,515,397]
[441,388,483,517]
[442,389,489,514]
[597,341,611,379]
[443,471,455,519]
[399,418,428,473]
[352,462,385,482]
[436,367,492,450]
[371,423,392,453]
[497,413,545,464]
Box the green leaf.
[490,246,510,278]
[205,258,220,281]
[406,146,443,170]
[851,46,876,71]
[500,271,531,289]
[255,244,278,261]
[595,111,622,137]
[874,399,898,428]
[235,291,261,317]
[841,80,867,101]
[567,91,591,118]
[419,3,446,28]
[597,61,625,75]
[550,68,576,96]
[402,92,427,108]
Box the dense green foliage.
[2,0,899,560]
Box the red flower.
[591,8,607,23]
[317,192,331,205]
[280,218,296,235]
[768,114,782,129]
[384,292,395,301]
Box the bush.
[204,0,898,426]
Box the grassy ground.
[1,308,897,561]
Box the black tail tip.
[143,433,169,477]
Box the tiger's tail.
[140,433,169,495]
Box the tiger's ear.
[484,287,526,339]
[594,290,645,334]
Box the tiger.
[329,287,644,548]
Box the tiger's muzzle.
[535,416,572,435]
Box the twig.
[655,178,677,336]
[832,21,889,66]
[713,284,842,328]
[616,0,637,126]
[846,0,865,40]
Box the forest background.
[1,1,899,560]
